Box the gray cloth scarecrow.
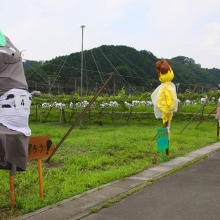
[0,30,31,175]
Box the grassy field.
[0,110,219,219]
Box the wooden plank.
[28,136,55,160]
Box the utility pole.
[80,25,85,126]
[113,75,115,97]
[48,76,51,95]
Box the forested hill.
[24,45,220,94]
[23,60,44,71]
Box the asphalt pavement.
[14,142,220,220]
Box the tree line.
[24,45,220,95]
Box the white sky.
[1,0,220,69]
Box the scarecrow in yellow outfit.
[151,60,178,130]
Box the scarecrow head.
[156,60,174,83]
[0,30,6,47]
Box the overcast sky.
[1,0,220,69]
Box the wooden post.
[60,107,62,123]
[98,108,104,120]
[69,109,76,122]
[35,104,38,121]
[37,159,44,198]
[126,107,133,123]
[9,171,15,209]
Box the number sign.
[14,95,30,109]
[156,127,169,151]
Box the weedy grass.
[0,114,219,219]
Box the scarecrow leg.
[166,119,171,155]
[9,171,15,209]
[218,120,220,140]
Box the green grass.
[0,114,219,219]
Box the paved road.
[15,142,220,220]
[80,151,220,220]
